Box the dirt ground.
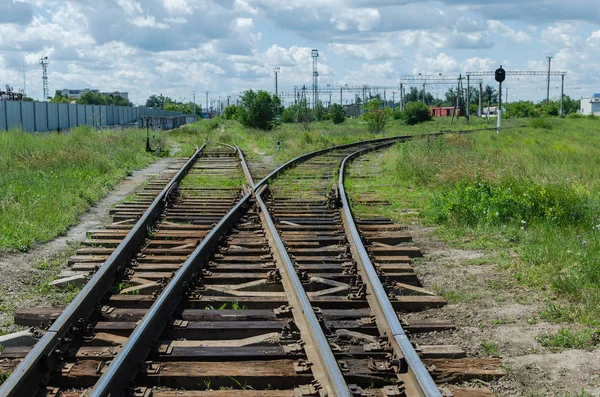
[0,155,177,333]
[408,225,600,396]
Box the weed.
[537,328,599,351]
[229,376,254,390]
[0,372,11,385]
[491,317,516,325]
[481,341,500,357]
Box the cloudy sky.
[1,0,598,106]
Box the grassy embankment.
[172,115,513,168]
[0,126,161,252]
[347,117,600,333]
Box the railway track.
[0,133,503,396]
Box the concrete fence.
[0,100,186,132]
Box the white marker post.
[497,80,502,134]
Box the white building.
[580,94,600,115]
[60,88,99,98]
[60,89,129,100]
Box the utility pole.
[192,90,196,119]
[205,91,209,118]
[478,82,482,117]
[312,49,319,109]
[422,83,426,104]
[466,75,470,120]
[560,73,565,115]
[546,55,553,104]
[400,83,404,111]
[340,87,343,105]
[39,56,49,101]
[274,67,280,97]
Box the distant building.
[102,91,129,99]
[60,88,99,99]
[60,88,129,99]
[580,94,600,115]
[430,106,464,117]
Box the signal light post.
[495,66,505,133]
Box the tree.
[237,90,282,130]
[223,105,240,120]
[401,101,432,125]
[363,99,391,133]
[146,94,168,108]
[330,103,346,124]
[506,101,536,118]
[483,85,498,106]
[561,95,580,115]
[50,90,71,103]
[281,104,299,123]
[312,101,327,121]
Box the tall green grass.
[0,127,156,252]
[229,115,506,165]
[350,117,600,324]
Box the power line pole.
[478,82,482,117]
[560,73,565,115]
[546,55,553,103]
[39,56,49,101]
[192,90,196,119]
[312,49,319,109]
[273,67,280,97]
[205,91,209,117]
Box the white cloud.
[488,20,532,44]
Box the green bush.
[236,90,282,130]
[401,102,432,125]
[506,101,536,118]
[428,179,589,227]
[223,105,241,120]
[330,103,346,124]
[567,113,584,119]
[362,99,391,133]
[530,118,553,129]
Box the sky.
[1,0,599,106]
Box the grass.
[346,117,600,325]
[537,328,599,351]
[481,341,501,357]
[229,116,507,166]
[0,126,160,252]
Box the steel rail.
[86,137,414,396]
[91,195,252,396]
[338,143,442,397]
[0,144,207,397]
[254,188,352,397]
[11,130,504,396]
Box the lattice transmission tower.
[39,56,49,101]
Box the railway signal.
[495,66,505,133]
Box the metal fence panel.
[21,101,35,132]
[0,101,185,133]
[0,101,6,130]
[58,104,69,130]
[77,105,86,126]
[35,102,48,131]
[100,106,108,126]
[47,103,59,131]
[85,105,94,126]
[6,100,21,130]
[68,104,77,128]
[106,106,114,125]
